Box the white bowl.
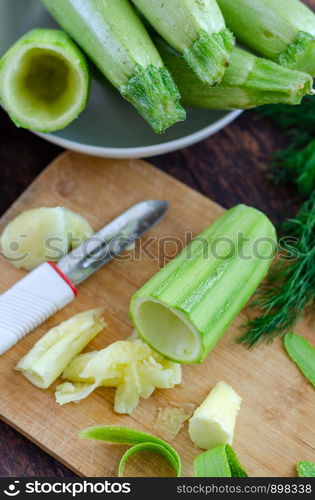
[0,0,242,159]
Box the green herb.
[79,426,181,477]
[284,333,315,387]
[261,95,315,135]
[240,192,315,346]
[260,96,315,197]
[16,309,106,389]
[194,445,248,477]
[297,461,315,477]
[270,140,315,198]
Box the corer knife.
[0,200,168,355]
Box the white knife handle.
[0,262,76,355]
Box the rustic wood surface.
[0,0,314,476]
[0,153,314,479]
[0,112,307,480]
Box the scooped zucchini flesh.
[0,206,93,271]
[0,29,90,132]
[130,204,277,364]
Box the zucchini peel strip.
[79,426,181,477]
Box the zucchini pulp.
[0,29,90,132]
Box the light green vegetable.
[157,41,314,109]
[79,426,181,477]
[130,204,277,364]
[41,0,185,133]
[131,0,234,85]
[194,445,248,477]
[297,461,315,477]
[0,207,93,271]
[189,381,242,450]
[0,29,90,132]
[217,0,315,76]
[16,309,106,388]
[284,333,315,388]
[56,339,181,415]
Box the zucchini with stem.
[131,0,235,85]
[41,0,186,133]
[217,0,315,76]
[130,204,277,364]
[0,29,90,132]
[157,41,314,109]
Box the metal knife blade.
[57,200,168,286]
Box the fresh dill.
[260,95,315,197]
[270,139,315,198]
[260,95,315,138]
[240,192,315,346]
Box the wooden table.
[0,0,313,471]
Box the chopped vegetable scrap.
[241,193,315,346]
[297,461,315,477]
[79,425,181,477]
[56,339,181,415]
[189,381,242,450]
[154,403,195,441]
[16,309,106,389]
[284,333,315,388]
[194,444,248,477]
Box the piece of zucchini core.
[0,29,90,132]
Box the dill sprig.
[240,191,315,346]
[260,95,315,137]
[260,95,315,197]
[271,139,315,198]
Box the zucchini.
[130,205,277,364]
[0,29,90,132]
[16,309,106,389]
[41,0,186,133]
[0,207,93,271]
[194,445,248,477]
[157,41,314,109]
[217,0,315,76]
[56,339,181,415]
[131,0,235,85]
[284,332,315,388]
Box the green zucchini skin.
[217,0,315,76]
[41,0,186,133]
[130,205,277,364]
[0,29,90,133]
[157,41,314,109]
[131,0,235,85]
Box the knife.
[0,200,168,355]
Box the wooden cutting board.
[0,152,314,477]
